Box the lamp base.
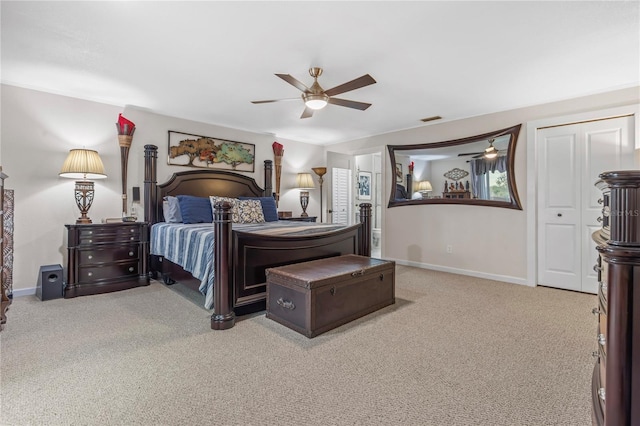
[299,190,310,218]
[74,180,95,225]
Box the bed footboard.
[211,202,372,330]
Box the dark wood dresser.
[592,171,640,426]
[65,222,149,297]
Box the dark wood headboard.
[144,145,273,224]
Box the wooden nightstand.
[279,216,317,223]
[65,222,149,298]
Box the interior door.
[327,151,354,225]
[537,116,634,293]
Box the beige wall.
[1,84,323,293]
[329,87,640,284]
[3,83,638,294]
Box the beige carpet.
[0,265,597,425]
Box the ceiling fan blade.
[276,74,310,92]
[300,107,314,119]
[327,97,372,111]
[457,152,483,156]
[324,74,376,97]
[251,98,299,104]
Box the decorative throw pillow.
[235,199,265,224]
[162,196,183,223]
[176,195,213,224]
[209,196,239,223]
[238,196,278,222]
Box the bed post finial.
[359,203,372,257]
[144,145,158,224]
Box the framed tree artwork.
[167,131,255,172]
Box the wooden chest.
[265,255,395,338]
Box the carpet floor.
[0,265,597,425]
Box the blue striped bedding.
[150,221,350,309]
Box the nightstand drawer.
[78,226,141,245]
[78,245,140,264]
[78,261,140,283]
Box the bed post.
[263,160,273,198]
[211,201,236,330]
[144,145,158,225]
[359,203,372,257]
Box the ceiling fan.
[251,67,376,119]
[458,139,503,159]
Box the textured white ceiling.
[1,1,638,145]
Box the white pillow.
[235,199,265,223]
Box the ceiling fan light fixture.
[303,93,329,110]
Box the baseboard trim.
[390,259,531,287]
[11,287,37,297]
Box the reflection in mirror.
[388,124,522,209]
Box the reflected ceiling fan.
[251,67,376,119]
[458,139,503,159]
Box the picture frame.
[395,163,403,183]
[167,130,255,172]
[358,171,372,200]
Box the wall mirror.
[388,124,522,209]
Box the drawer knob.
[130,237,134,240]
[276,298,295,310]
[88,231,93,235]
[87,272,93,277]
[591,307,600,315]
[597,334,606,346]
[128,267,134,272]
[88,239,92,243]
[597,388,605,401]
[597,217,603,223]
[351,269,365,277]
[592,351,599,358]
[88,255,93,260]
[129,251,134,257]
[597,198,603,205]
[130,229,134,233]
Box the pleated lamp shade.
[296,173,315,189]
[59,149,107,180]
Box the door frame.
[526,104,640,287]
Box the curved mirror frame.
[388,124,522,210]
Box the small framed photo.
[395,163,403,183]
[358,171,372,200]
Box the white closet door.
[538,125,582,291]
[331,168,352,225]
[537,116,634,293]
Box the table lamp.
[417,180,433,199]
[59,149,107,224]
[295,172,315,217]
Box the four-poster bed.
[143,145,371,330]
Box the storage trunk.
[265,254,395,337]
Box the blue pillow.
[238,196,278,222]
[176,195,213,224]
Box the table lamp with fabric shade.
[295,172,315,217]
[59,149,107,224]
